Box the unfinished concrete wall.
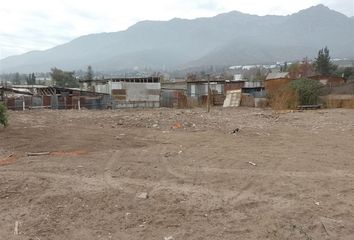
[96,82,160,102]
[95,83,112,95]
[94,81,161,108]
[123,82,160,102]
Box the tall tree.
[314,46,337,75]
[281,62,288,72]
[85,65,94,90]
[50,68,78,88]
[26,73,36,85]
[85,65,94,80]
[13,72,21,85]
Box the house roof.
[266,72,289,80]
[0,87,33,95]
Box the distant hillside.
[1,4,353,73]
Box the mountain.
[1,4,353,73]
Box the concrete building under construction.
[80,76,161,108]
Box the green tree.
[13,72,21,85]
[0,103,8,127]
[281,62,288,72]
[314,46,337,75]
[50,68,78,88]
[26,73,36,85]
[85,65,94,90]
[290,78,324,105]
[85,65,94,81]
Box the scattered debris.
[319,217,342,237]
[137,192,149,199]
[14,221,19,235]
[314,201,320,206]
[230,128,240,134]
[27,150,88,157]
[164,152,172,158]
[321,220,330,236]
[172,122,183,129]
[27,152,50,157]
[248,161,257,166]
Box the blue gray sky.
[0,0,353,59]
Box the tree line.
[0,66,95,88]
[49,65,94,88]
[0,72,38,85]
[283,47,354,79]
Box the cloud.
[0,0,352,60]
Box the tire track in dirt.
[0,169,105,191]
[94,146,254,200]
[158,165,354,179]
[2,162,350,197]
[159,143,255,203]
[0,155,293,209]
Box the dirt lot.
[1,107,354,240]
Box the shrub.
[289,78,324,105]
[269,86,299,110]
[0,103,8,127]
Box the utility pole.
[207,74,211,113]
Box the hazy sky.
[0,0,353,59]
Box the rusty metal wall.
[160,89,187,108]
[32,96,43,108]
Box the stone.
[137,192,148,199]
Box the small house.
[264,72,292,96]
[187,79,225,106]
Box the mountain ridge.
[1,4,353,73]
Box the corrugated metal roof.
[266,72,289,80]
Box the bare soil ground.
[0,107,354,240]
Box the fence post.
[207,75,211,113]
[78,98,81,110]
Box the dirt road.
[1,107,354,239]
